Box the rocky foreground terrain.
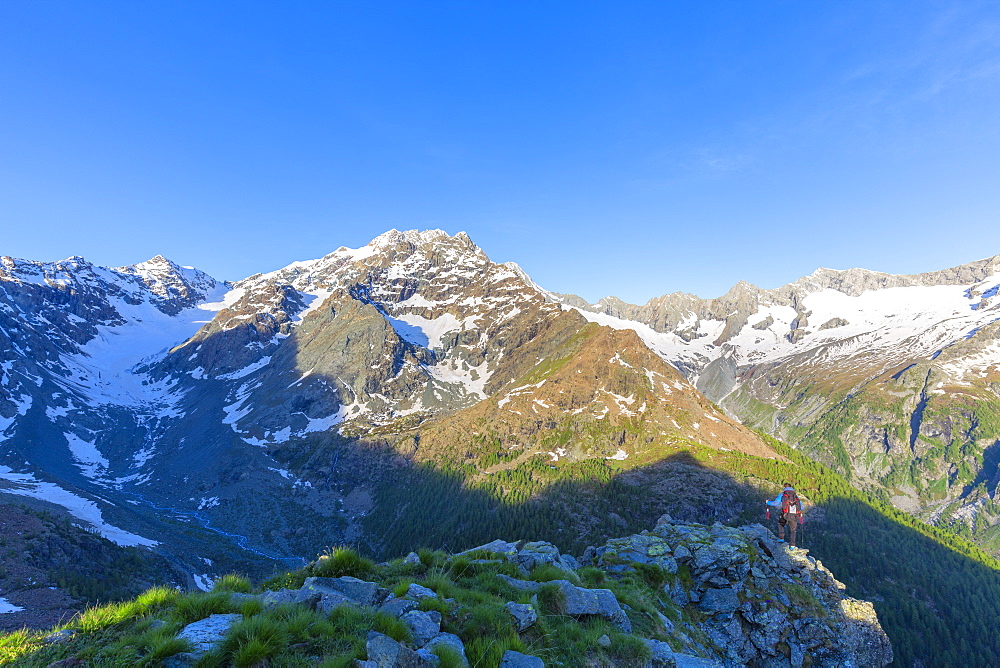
[4,516,891,667]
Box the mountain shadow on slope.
[298,442,1000,668]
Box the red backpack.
[781,490,801,515]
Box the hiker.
[766,483,803,547]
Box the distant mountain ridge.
[0,230,778,577]
[555,254,1000,541]
[2,231,999,568]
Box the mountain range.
[1,229,998,573]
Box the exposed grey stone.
[403,552,422,565]
[643,638,677,667]
[553,580,631,632]
[43,629,76,644]
[561,554,580,570]
[457,539,519,558]
[499,649,544,667]
[177,613,242,655]
[259,587,318,609]
[504,601,538,632]
[497,573,542,592]
[597,634,611,648]
[401,609,442,646]
[416,648,440,665]
[303,576,389,606]
[366,630,434,667]
[163,652,198,667]
[672,653,723,668]
[225,592,257,606]
[423,632,469,667]
[380,596,420,617]
[407,583,438,599]
[699,587,740,615]
[667,581,689,606]
[316,590,359,614]
[513,541,578,573]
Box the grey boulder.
[366,630,434,667]
[504,601,538,632]
[500,649,544,667]
[177,613,242,655]
[401,609,442,646]
[303,576,389,606]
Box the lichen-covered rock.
[584,519,892,666]
[504,601,538,631]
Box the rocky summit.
[2,517,891,667]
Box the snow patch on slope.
[0,465,158,546]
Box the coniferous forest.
[352,434,1000,667]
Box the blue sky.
[2,1,999,303]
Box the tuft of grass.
[240,598,263,617]
[448,556,476,579]
[0,629,40,664]
[372,611,412,643]
[457,602,516,640]
[465,633,527,666]
[391,578,417,597]
[135,586,181,612]
[143,632,192,664]
[260,569,308,591]
[212,573,252,594]
[172,592,236,624]
[220,614,289,666]
[311,547,376,579]
[75,600,143,632]
[537,583,567,616]
[432,643,466,668]
[418,548,448,569]
[609,632,652,664]
[577,566,606,587]
[423,572,459,599]
[784,583,826,616]
[634,563,670,589]
[418,597,451,616]
[318,655,362,668]
[528,563,579,585]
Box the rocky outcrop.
[583,515,893,667]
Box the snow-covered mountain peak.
[116,255,226,312]
[369,228,462,249]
